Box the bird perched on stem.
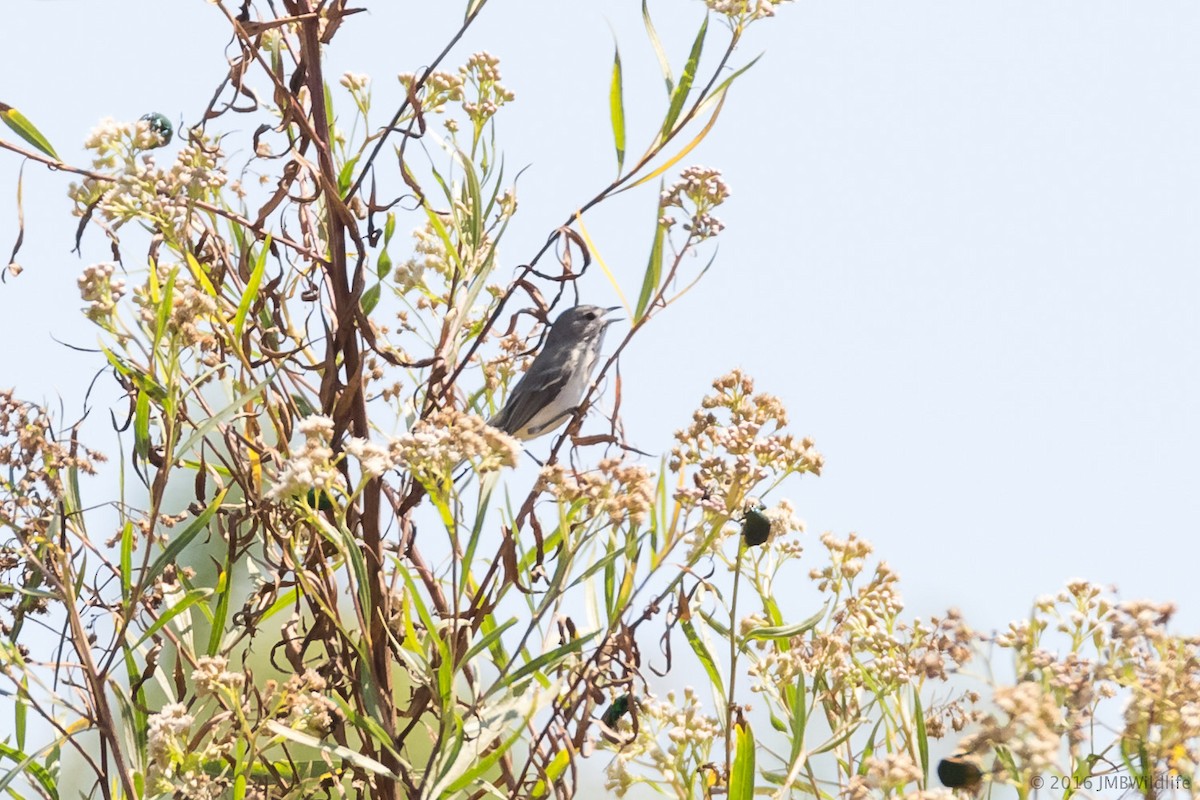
[489,305,621,441]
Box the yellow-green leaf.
[660,15,707,138]
[635,210,665,322]
[642,0,674,94]
[730,720,756,800]
[0,103,58,159]
[234,235,270,340]
[610,44,626,174]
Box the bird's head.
[547,304,622,344]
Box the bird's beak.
[604,305,624,323]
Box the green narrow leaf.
[14,678,26,750]
[460,617,518,665]
[376,249,392,279]
[698,52,764,116]
[680,614,724,697]
[206,568,233,656]
[144,488,228,586]
[0,103,59,159]
[660,15,707,138]
[502,632,597,689]
[266,721,395,777]
[609,44,626,174]
[635,211,665,321]
[743,602,828,642]
[531,749,571,798]
[913,688,929,780]
[133,588,211,648]
[641,0,674,94]
[858,718,885,776]
[338,155,360,195]
[133,389,151,459]
[360,283,381,315]
[119,521,134,593]
[729,720,756,800]
[789,670,807,757]
[384,210,396,243]
[0,739,60,799]
[234,236,271,340]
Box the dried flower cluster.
[0,392,104,632]
[942,581,1200,791]
[747,535,975,709]
[671,370,823,527]
[128,262,220,355]
[659,165,730,239]
[536,458,656,526]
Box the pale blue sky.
[2,0,1198,647]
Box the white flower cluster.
[389,407,521,482]
[269,416,347,501]
[339,71,370,93]
[705,0,790,22]
[460,51,515,124]
[127,264,219,357]
[77,262,125,324]
[145,702,227,799]
[69,118,228,244]
[604,687,721,797]
[192,655,246,699]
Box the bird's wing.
[489,359,571,438]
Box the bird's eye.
[584,311,597,320]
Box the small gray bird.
[489,305,621,440]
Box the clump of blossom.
[604,687,720,797]
[145,702,195,778]
[397,69,465,114]
[339,71,369,93]
[130,263,219,353]
[389,407,520,482]
[808,531,872,592]
[0,391,103,550]
[536,458,656,526]
[69,119,228,244]
[394,219,496,297]
[192,655,246,699]
[746,534,976,740]
[343,436,395,478]
[459,51,515,128]
[958,682,1064,777]
[269,416,346,501]
[671,370,823,524]
[864,752,924,793]
[758,497,804,542]
[283,669,340,736]
[77,262,126,325]
[340,71,371,114]
[705,0,791,23]
[480,330,529,394]
[659,166,730,239]
[144,702,229,798]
